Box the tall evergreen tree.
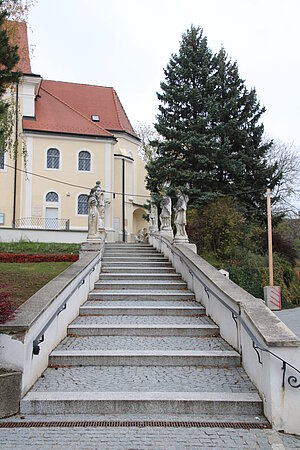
[146,26,216,203]
[209,47,280,216]
[146,26,281,219]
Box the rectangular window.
[0,213,4,225]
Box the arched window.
[47,148,60,169]
[78,150,91,171]
[46,191,59,202]
[77,194,88,215]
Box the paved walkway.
[276,307,300,338]
[0,420,300,449]
[2,246,300,448]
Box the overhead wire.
[3,162,285,202]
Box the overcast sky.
[27,0,300,150]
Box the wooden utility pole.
[267,188,273,286]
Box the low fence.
[14,218,70,230]
[150,232,300,435]
[0,244,103,396]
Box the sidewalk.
[276,307,300,339]
[0,422,300,449]
[1,414,300,449]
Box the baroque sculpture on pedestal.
[149,199,159,232]
[87,181,106,242]
[173,191,189,243]
[160,195,172,230]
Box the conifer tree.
[146,26,216,203]
[146,26,281,219]
[209,47,280,216]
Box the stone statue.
[136,227,149,243]
[87,185,100,240]
[92,181,103,230]
[149,200,158,232]
[160,195,172,230]
[174,191,189,242]
[87,180,108,241]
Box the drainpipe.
[12,83,19,228]
[122,157,125,242]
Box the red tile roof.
[4,21,32,74]
[23,80,138,140]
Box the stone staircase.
[21,243,264,421]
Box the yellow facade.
[0,80,149,242]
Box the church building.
[0,22,149,242]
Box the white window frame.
[77,149,93,173]
[45,191,59,203]
[44,190,61,215]
[76,192,89,216]
[45,147,62,171]
[43,190,61,229]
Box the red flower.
[0,253,79,263]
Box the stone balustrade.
[149,231,300,435]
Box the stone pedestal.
[160,229,174,240]
[0,370,22,418]
[149,226,159,234]
[80,240,103,258]
[173,235,189,245]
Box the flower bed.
[0,253,79,263]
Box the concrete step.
[102,263,173,269]
[94,280,187,291]
[104,249,158,254]
[105,244,152,248]
[49,349,240,367]
[67,324,219,337]
[101,267,176,273]
[102,256,169,262]
[104,253,162,258]
[21,391,262,415]
[56,335,233,352]
[83,299,201,307]
[79,304,205,316]
[88,290,195,301]
[72,315,212,326]
[99,273,181,280]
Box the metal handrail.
[32,255,101,356]
[153,233,300,389]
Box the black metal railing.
[32,254,101,356]
[153,233,300,390]
[15,218,70,230]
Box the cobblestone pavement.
[31,366,256,393]
[56,335,233,351]
[1,426,300,449]
[72,314,212,325]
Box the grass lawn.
[0,261,73,311]
[0,242,80,254]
